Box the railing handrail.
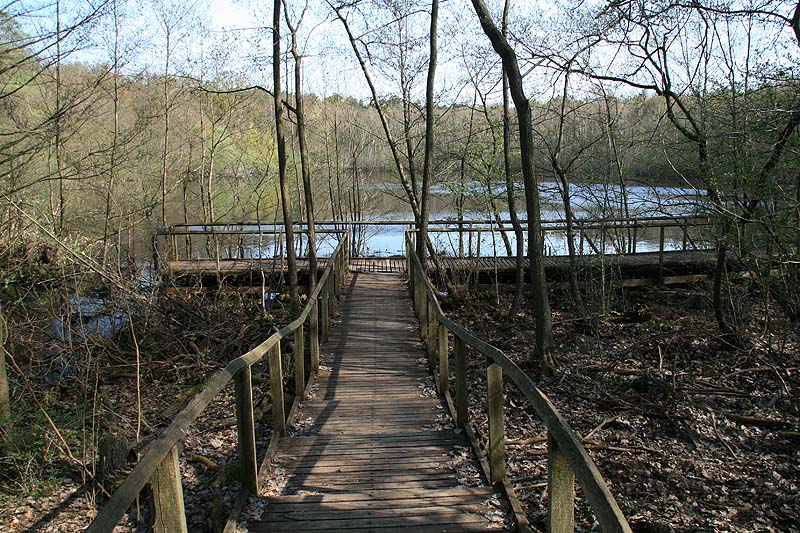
[415,220,713,232]
[87,234,349,532]
[161,214,710,231]
[153,228,345,237]
[405,233,632,533]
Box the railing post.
[151,445,188,533]
[683,217,689,250]
[172,233,179,261]
[427,300,437,357]
[406,238,412,274]
[487,362,505,484]
[420,288,428,340]
[632,224,638,253]
[416,277,424,322]
[541,228,546,254]
[333,259,339,299]
[547,432,575,533]
[234,366,258,493]
[321,283,329,342]
[438,326,449,393]
[345,234,351,273]
[340,251,345,289]
[294,326,305,399]
[658,225,665,283]
[269,343,286,437]
[327,276,334,320]
[310,301,320,375]
[454,336,468,427]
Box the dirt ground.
[442,282,799,532]
[2,279,798,532]
[0,290,293,532]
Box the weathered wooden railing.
[156,216,713,264]
[152,226,345,265]
[424,215,713,257]
[86,234,349,533]
[405,234,632,533]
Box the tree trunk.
[502,0,525,318]
[286,16,317,290]
[0,319,10,423]
[160,30,171,228]
[552,69,585,314]
[102,0,120,270]
[274,0,299,311]
[471,0,554,367]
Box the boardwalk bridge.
[88,217,718,533]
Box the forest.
[0,0,799,531]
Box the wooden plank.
[487,362,505,484]
[261,495,494,512]
[262,486,497,503]
[282,478,460,489]
[454,336,468,427]
[275,455,454,468]
[320,285,329,341]
[269,344,286,437]
[251,509,498,529]
[548,432,575,533]
[438,326,449,393]
[251,526,507,533]
[279,462,457,474]
[275,446,461,459]
[276,432,461,444]
[294,327,305,399]
[258,503,500,521]
[234,366,258,493]
[309,301,319,374]
[151,445,188,533]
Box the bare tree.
[418,0,438,270]
[283,1,318,289]
[470,0,554,367]
[154,0,197,227]
[274,0,300,310]
[501,0,526,316]
[0,308,9,424]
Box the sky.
[9,0,799,105]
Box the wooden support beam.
[321,285,329,342]
[417,279,424,323]
[234,366,258,493]
[454,336,468,427]
[309,302,319,375]
[327,277,334,320]
[151,445,188,533]
[487,362,505,484]
[269,344,286,437]
[438,326,449,393]
[427,300,437,357]
[548,432,575,533]
[294,327,305,399]
[658,226,665,283]
[332,264,338,299]
[419,288,428,340]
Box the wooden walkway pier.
[252,272,508,531]
[88,233,632,533]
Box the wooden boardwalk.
[164,249,721,283]
[249,272,508,532]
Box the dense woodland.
[0,0,799,531]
